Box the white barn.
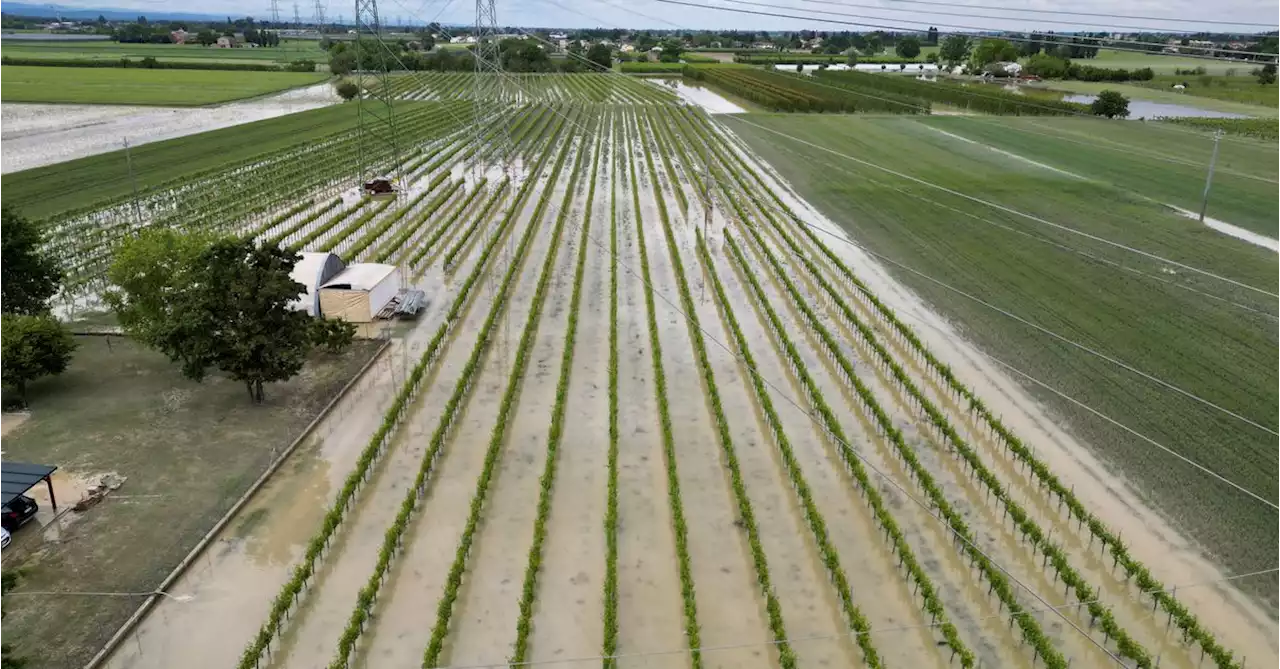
[290,252,346,316]
[319,263,401,323]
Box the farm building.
[319,263,401,323]
[289,251,346,316]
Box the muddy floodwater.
[1,83,340,173]
[101,102,1277,669]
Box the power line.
[642,0,1280,63]
[521,0,1280,453]
[759,0,1280,37]
[796,0,1280,29]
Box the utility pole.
[1198,129,1223,223]
[123,138,143,229]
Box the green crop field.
[1039,79,1280,117]
[0,65,329,105]
[727,113,1279,594]
[1086,48,1262,74]
[0,38,327,63]
[1139,74,1280,107]
[9,73,1273,669]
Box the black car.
[2,495,39,532]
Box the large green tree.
[971,38,1019,67]
[938,35,971,68]
[107,232,323,403]
[1,207,61,316]
[1,313,77,407]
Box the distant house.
[449,35,476,44]
[549,32,568,40]
[619,43,635,53]
[215,36,237,48]
[170,29,189,44]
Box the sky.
[48,0,1280,34]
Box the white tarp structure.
[319,263,401,323]
[289,252,346,316]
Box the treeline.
[1023,54,1154,81]
[685,65,927,113]
[734,54,927,65]
[1,56,316,72]
[327,38,611,75]
[813,70,1086,115]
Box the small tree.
[1090,90,1129,118]
[657,38,683,63]
[196,29,218,46]
[796,62,803,72]
[311,317,356,354]
[1,207,61,316]
[586,42,612,71]
[845,51,858,67]
[1254,63,1277,84]
[895,36,921,59]
[335,80,360,101]
[1,314,77,407]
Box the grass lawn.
[0,65,329,106]
[1089,48,1254,74]
[1138,74,1279,107]
[1035,79,1279,117]
[0,100,398,220]
[0,38,327,63]
[727,114,1279,600]
[0,335,382,669]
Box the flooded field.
[80,90,1275,669]
[0,82,340,173]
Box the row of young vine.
[637,108,799,668]
[689,103,1241,668]
[509,118,604,665]
[601,110,621,669]
[234,106,573,669]
[417,111,589,669]
[621,111,703,669]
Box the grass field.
[1139,74,1279,107]
[728,113,1279,596]
[0,335,382,669]
[0,101,385,219]
[0,65,329,106]
[1036,79,1280,117]
[0,38,327,64]
[1088,48,1261,74]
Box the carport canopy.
[2,462,58,511]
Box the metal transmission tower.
[353,0,406,193]
[471,0,516,179]
[313,0,327,28]
[293,1,302,27]
[270,0,282,25]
